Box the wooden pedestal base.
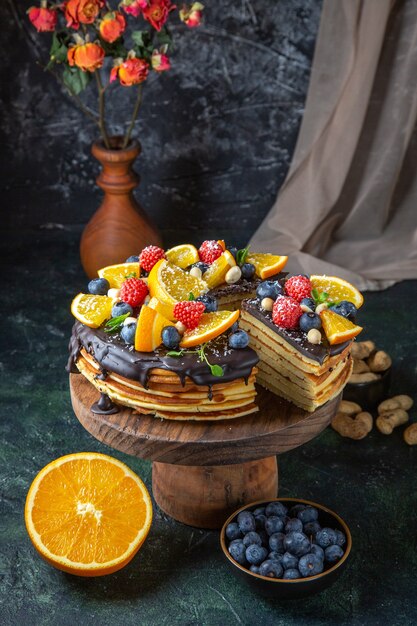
[152,457,278,529]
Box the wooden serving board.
[70,374,340,528]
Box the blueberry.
[285,518,303,533]
[300,297,315,310]
[237,510,256,534]
[228,330,249,349]
[283,554,299,574]
[256,280,284,301]
[252,506,266,517]
[241,263,256,279]
[310,544,325,560]
[125,255,139,262]
[196,294,218,313]
[112,301,133,318]
[254,514,267,530]
[297,506,319,524]
[283,568,301,580]
[265,502,288,517]
[243,531,262,547]
[334,529,346,547]
[324,545,344,564]
[228,541,247,565]
[304,521,321,537]
[88,277,110,296]
[229,322,239,334]
[229,538,244,547]
[299,312,322,332]
[316,528,338,548]
[265,516,284,535]
[249,565,260,574]
[259,559,283,579]
[225,522,241,541]
[289,504,306,517]
[246,544,268,565]
[329,300,357,320]
[228,247,238,261]
[120,323,136,345]
[192,261,210,274]
[268,551,283,563]
[283,532,310,557]
[269,532,285,553]
[162,325,181,350]
[298,553,324,577]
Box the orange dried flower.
[143,0,175,32]
[28,7,58,32]
[110,58,149,86]
[65,0,104,29]
[67,42,105,72]
[99,12,127,43]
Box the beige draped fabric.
[250,0,417,290]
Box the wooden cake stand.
[70,374,340,529]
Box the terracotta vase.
[80,136,163,278]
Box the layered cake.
[68,240,363,418]
[240,274,364,411]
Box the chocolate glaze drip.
[67,321,259,389]
[91,392,119,415]
[242,299,351,365]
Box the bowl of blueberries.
[220,498,351,599]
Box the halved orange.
[310,275,363,308]
[71,293,113,328]
[147,260,208,318]
[180,310,240,348]
[217,239,226,251]
[25,452,152,577]
[246,253,288,279]
[165,244,199,269]
[203,250,236,289]
[98,263,140,288]
[135,304,173,352]
[320,309,363,345]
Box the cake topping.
[165,243,199,269]
[284,275,312,302]
[71,293,113,328]
[173,300,206,329]
[228,329,250,349]
[272,296,303,329]
[320,310,363,345]
[198,239,224,264]
[203,250,236,288]
[119,277,149,307]
[98,261,141,287]
[88,277,110,295]
[139,245,166,272]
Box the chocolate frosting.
[209,272,286,298]
[67,321,259,390]
[242,299,351,365]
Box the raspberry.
[120,278,149,308]
[173,301,206,329]
[198,240,223,265]
[139,245,165,272]
[284,275,312,302]
[272,296,302,329]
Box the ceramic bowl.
[220,497,352,599]
[343,366,391,411]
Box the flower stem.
[95,70,110,149]
[123,83,143,149]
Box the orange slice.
[180,310,240,348]
[24,452,152,577]
[135,304,173,352]
[320,309,363,345]
[202,250,236,289]
[310,275,364,308]
[147,260,208,319]
[246,253,288,279]
[217,239,226,251]
[98,263,140,288]
[147,296,176,321]
[71,293,113,328]
[165,244,199,269]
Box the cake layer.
[76,351,258,420]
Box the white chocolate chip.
[261,297,274,312]
[225,266,242,284]
[315,303,328,315]
[107,288,120,300]
[123,316,137,326]
[189,266,203,279]
[301,304,313,313]
[307,328,322,344]
[175,321,186,335]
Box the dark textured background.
[2,0,322,246]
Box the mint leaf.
[104,313,130,333]
[236,246,250,266]
[312,288,320,301]
[125,272,137,279]
[188,292,195,301]
[166,350,184,357]
[62,66,90,95]
[210,364,224,377]
[319,292,329,303]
